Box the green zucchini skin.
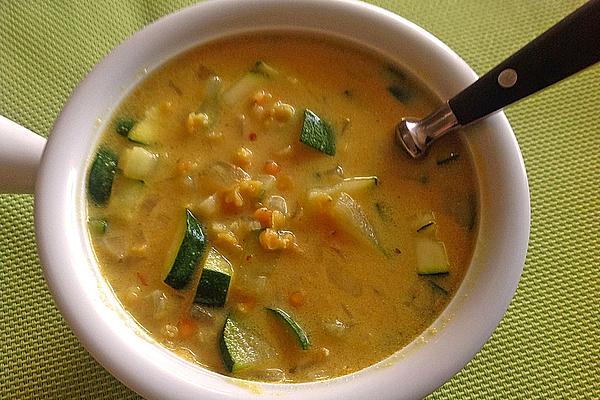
[194,248,232,307]
[300,109,336,156]
[219,316,238,372]
[88,148,118,206]
[219,315,264,373]
[164,209,208,290]
[194,269,231,307]
[267,307,311,350]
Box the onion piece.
[267,195,288,214]
[202,161,250,191]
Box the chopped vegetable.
[267,307,311,350]
[164,209,208,289]
[415,211,436,233]
[220,315,272,372]
[127,106,163,145]
[88,218,108,234]
[223,61,278,106]
[300,109,336,156]
[197,75,223,131]
[266,195,288,215]
[115,118,135,136]
[309,176,378,199]
[194,247,233,307]
[88,148,118,206]
[417,221,435,232]
[203,161,250,191]
[415,238,450,275]
[331,192,378,246]
[196,193,218,216]
[120,146,158,181]
[107,179,144,222]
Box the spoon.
[397,0,600,158]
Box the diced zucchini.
[220,315,272,373]
[266,307,311,350]
[108,179,145,222]
[194,248,232,307]
[300,109,335,156]
[223,61,278,106]
[120,146,158,181]
[127,107,162,145]
[88,218,108,234]
[415,211,436,233]
[164,209,208,290]
[115,118,135,136]
[415,238,450,275]
[88,148,118,206]
[331,192,378,246]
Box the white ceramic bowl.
[1,0,530,399]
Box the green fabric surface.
[0,0,598,399]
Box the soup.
[86,34,478,383]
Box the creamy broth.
[87,34,478,382]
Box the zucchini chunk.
[220,315,272,373]
[415,237,450,275]
[115,118,135,136]
[222,61,278,106]
[88,148,118,206]
[267,307,311,350]
[107,179,144,222]
[164,209,208,290]
[194,247,232,307]
[127,106,164,145]
[87,218,108,234]
[300,109,335,156]
[415,211,436,233]
[331,192,378,246]
[120,146,158,181]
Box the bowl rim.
[35,1,530,399]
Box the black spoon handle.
[448,0,600,126]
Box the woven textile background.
[0,0,598,399]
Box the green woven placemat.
[1,1,598,399]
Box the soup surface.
[87,34,478,383]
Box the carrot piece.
[178,317,197,338]
[289,291,304,307]
[263,160,281,175]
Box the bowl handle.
[0,115,46,194]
